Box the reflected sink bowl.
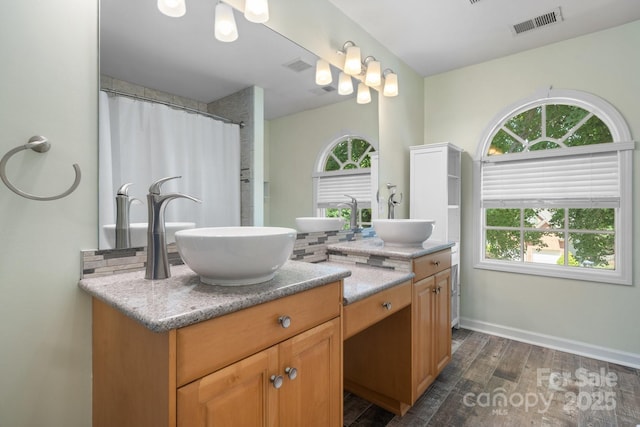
[175,226,297,286]
[373,219,435,246]
[103,221,196,248]
[295,217,345,233]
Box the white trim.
[460,317,640,369]
[482,141,635,163]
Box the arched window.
[474,88,634,285]
[314,135,376,228]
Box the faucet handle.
[117,182,134,196]
[149,176,182,195]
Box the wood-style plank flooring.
[344,328,640,426]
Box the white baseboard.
[460,317,640,369]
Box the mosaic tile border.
[81,243,183,279]
[326,250,413,273]
[81,230,360,278]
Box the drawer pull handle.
[432,260,440,266]
[432,286,441,295]
[270,375,283,389]
[285,367,298,380]
[382,302,392,310]
[278,315,292,329]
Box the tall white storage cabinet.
[410,142,462,328]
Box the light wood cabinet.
[177,318,341,427]
[92,281,342,427]
[343,249,452,416]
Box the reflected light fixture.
[157,0,186,17]
[315,59,332,86]
[215,2,238,42]
[357,82,371,104]
[341,41,362,76]
[364,56,381,87]
[383,69,399,97]
[338,72,354,95]
[244,0,269,23]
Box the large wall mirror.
[99,0,379,249]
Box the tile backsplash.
[81,230,357,279]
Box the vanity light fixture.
[215,2,238,42]
[315,59,333,86]
[340,41,362,76]
[383,69,399,97]
[244,0,269,23]
[364,56,381,87]
[338,72,354,95]
[356,82,371,104]
[157,0,186,17]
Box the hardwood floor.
[344,328,640,426]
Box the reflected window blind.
[481,151,620,208]
[316,173,371,208]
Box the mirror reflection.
[99,0,378,249]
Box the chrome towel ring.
[0,135,81,201]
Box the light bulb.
[215,2,238,42]
[383,72,399,97]
[357,82,371,104]
[157,0,186,17]
[365,59,381,87]
[338,72,353,95]
[315,59,332,86]
[244,0,269,23]
[344,45,362,76]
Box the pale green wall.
[0,1,97,426]
[424,21,640,355]
[268,97,378,228]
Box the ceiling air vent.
[469,0,481,4]
[283,58,313,73]
[310,85,336,96]
[512,7,563,35]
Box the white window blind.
[481,151,620,208]
[315,172,371,208]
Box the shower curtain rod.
[101,88,245,128]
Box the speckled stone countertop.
[78,261,351,333]
[322,261,414,305]
[327,238,455,259]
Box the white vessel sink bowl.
[295,217,345,233]
[103,221,196,248]
[175,226,297,286]
[373,219,435,246]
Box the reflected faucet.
[145,176,201,280]
[115,183,140,249]
[387,183,403,219]
[342,194,360,231]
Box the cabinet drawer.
[176,281,341,386]
[413,250,451,281]
[343,281,411,339]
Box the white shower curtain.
[99,91,241,248]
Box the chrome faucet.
[114,183,139,249]
[387,183,403,219]
[145,176,201,280]
[342,194,360,231]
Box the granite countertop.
[327,238,455,259]
[78,260,351,333]
[322,261,414,305]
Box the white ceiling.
[329,0,640,77]
[101,0,640,120]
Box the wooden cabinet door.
[278,318,342,427]
[177,346,279,427]
[412,275,436,399]
[434,269,452,374]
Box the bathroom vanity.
[79,238,453,425]
[80,262,349,427]
[328,239,453,415]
